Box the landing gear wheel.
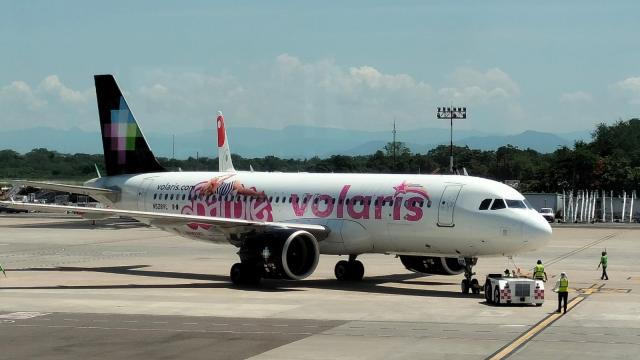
[461,257,478,295]
[494,287,501,305]
[485,283,493,303]
[230,263,244,285]
[350,260,365,281]
[471,279,480,294]
[335,260,350,281]
[230,263,262,286]
[461,279,470,294]
[335,258,365,281]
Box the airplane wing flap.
[0,201,329,239]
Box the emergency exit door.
[437,185,462,227]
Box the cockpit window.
[523,199,533,209]
[491,198,506,210]
[506,199,527,209]
[479,199,492,210]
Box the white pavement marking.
[4,322,318,336]
[0,312,50,320]
[501,324,527,327]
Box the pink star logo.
[393,181,409,197]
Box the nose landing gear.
[460,257,480,294]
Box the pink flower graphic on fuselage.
[181,175,272,230]
[200,174,265,198]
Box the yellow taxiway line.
[487,284,597,360]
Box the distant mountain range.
[0,126,592,159]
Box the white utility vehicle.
[484,274,544,306]
[539,208,555,223]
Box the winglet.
[217,111,235,172]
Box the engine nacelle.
[399,255,465,275]
[243,230,320,280]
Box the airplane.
[1,74,552,294]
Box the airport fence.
[562,190,637,223]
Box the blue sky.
[1,1,639,135]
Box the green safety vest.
[534,264,545,279]
[601,255,608,267]
[559,278,569,292]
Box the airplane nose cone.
[523,215,552,248]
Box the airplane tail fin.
[217,111,235,172]
[94,75,165,176]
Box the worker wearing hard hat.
[533,260,548,282]
[553,272,569,313]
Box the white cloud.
[437,67,520,103]
[614,77,640,104]
[39,75,93,104]
[560,91,593,103]
[0,75,94,130]
[0,57,525,133]
[261,54,436,129]
[1,80,47,109]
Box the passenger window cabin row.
[151,193,426,208]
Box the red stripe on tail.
[217,113,225,147]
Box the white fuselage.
[86,172,552,258]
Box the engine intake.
[399,256,465,275]
[242,230,320,280]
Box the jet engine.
[399,255,465,275]
[242,229,320,280]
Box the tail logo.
[217,112,226,147]
[104,97,141,164]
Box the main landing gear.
[230,262,262,286]
[334,255,365,281]
[460,257,480,294]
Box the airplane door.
[437,185,462,227]
[137,178,155,211]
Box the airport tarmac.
[1,214,639,359]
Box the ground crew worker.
[553,272,569,313]
[533,260,548,282]
[0,262,5,277]
[597,251,609,280]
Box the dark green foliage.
[2,119,639,192]
[0,149,105,180]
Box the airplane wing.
[0,201,329,240]
[10,180,117,196]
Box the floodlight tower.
[437,106,467,173]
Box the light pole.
[437,106,467,173]
[392,119,396,171]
